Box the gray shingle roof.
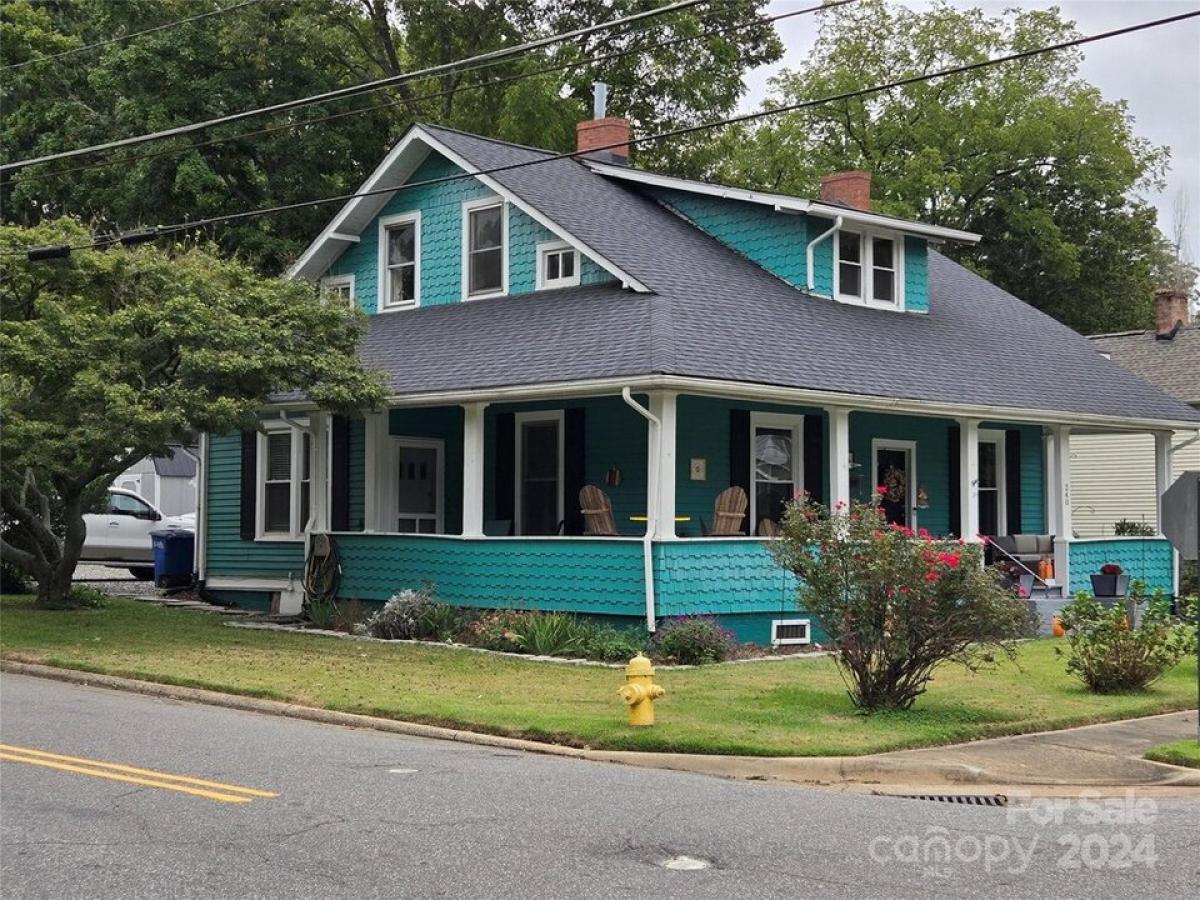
[346,125,1200,426]
[1089,327,1200,406]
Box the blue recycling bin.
[150,529,194,589]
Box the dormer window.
[537,240,580,290]
[836,229,903,310]
[463,197,507,299]
[377,211,421,311]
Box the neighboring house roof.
[152,445,198,479]
[288,125,1200,428]
[1089,326,1200,407]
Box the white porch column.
[1154,431,1173,534]
[309,411,329,532]
[958,417,980,540]
[1050,424,1072,585]
[827,407,851,510]
[363,410,386,532]
[1044,429,1059,537]
[461,402,488,537]
[649,391,678,539]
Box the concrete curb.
[4,660,1198,790]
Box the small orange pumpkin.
[1052,616,1066,638]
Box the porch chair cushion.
[992,533,1053,564]
[578,485,618,536]
[708,486,748,536]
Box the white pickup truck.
[80,488,196,580]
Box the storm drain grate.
[890,793,1008,807]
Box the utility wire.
[11,7,1198,258]
[1,0,267,71]
[17,0,854,182]
[0,0,709,173]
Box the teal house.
[195,110,1199,644]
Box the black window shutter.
[329,415,351,532]
[239,430,257,541]
[947,424,961,538]
[803,413,824,504]
[494,412,515,522]
[563,408,586,536]
[1005,429,1022,535]
[729,409,751,535]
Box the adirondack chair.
[578,485,618,536]
[756,518,781,537]
[703,486,748,536]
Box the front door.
[516,413,562,535]
[873,443,914,527]
[394,440,442,534]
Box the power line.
[1,0,267,71]
[0,0,709,174]
[11,7,1198,259]
[18,0,853,182]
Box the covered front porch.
[204,382,1181,641]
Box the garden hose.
[302,532,341,613]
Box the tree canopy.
[0,218,384,606]
[703,0,1172,334]
[1,0,781,274]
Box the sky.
[740,0,1200,257]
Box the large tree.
[703,0,1170,334]
[0,218,384,607]
[1,0,780,273]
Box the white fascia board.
[585,160,981,245]
[418,130,649,293]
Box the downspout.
[806,215,843,296]
[186,436,207,583]
[621,387,659,632]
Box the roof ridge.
[417,122,557,158]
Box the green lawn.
[1,595,1195,757]
[1145,739,1200,769]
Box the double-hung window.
[378,212,420,310]
[750,414,803,534]
[319,273,355,307]
[537,240,580,290]
[464,197,506,299]
[258,423,312,539]
[836,229,903,309]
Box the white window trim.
[749,413,804,533]
[388,436,445,535]
[870,438,918,530]
[377,211,421,312]
[834,227,905,311]
[771,618,812,647]
[977,428,1008,536]
[536,239,581,290]
[514,410,564,536]
[462,196,509,301]
[319,272,355,307]
[256,419,310,542]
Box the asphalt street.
[1,674,1197,899]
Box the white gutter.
[806,215,842,295]
[621,387,658,632]
[189,435,208,581]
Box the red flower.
[875,485,889,495]
[917,527,932,540]
[925,571,940,583]
[936,552,962,569]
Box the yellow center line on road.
[0,743,277,804]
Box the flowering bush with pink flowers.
[773,495,1028,711]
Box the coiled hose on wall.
[302,532,341,612]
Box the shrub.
[774,496,1028,711]
[304,595,337,629]
[462,609,528,651]
[579,623,648,662]
[650,616,734,665]
[1099,563,1124,576]
[1113,519,1155,537]
[1,561,30,596]
[330,599,370,634]
[1057,584,1195,693]
[65,584,107,608]
[366,589,461,641]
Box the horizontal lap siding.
[347,418,366,531]
[1067,538,1175,594]
[334,535,646,613]
[205,432,305,578]
[653,540,799,616]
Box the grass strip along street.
[1,595,1195,757]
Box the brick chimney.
[819,170,871,210]
[576,82,630,165]
[1154,288,1191,339]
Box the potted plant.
[1090,563,1130,598]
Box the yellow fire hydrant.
[618,653,665,726]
